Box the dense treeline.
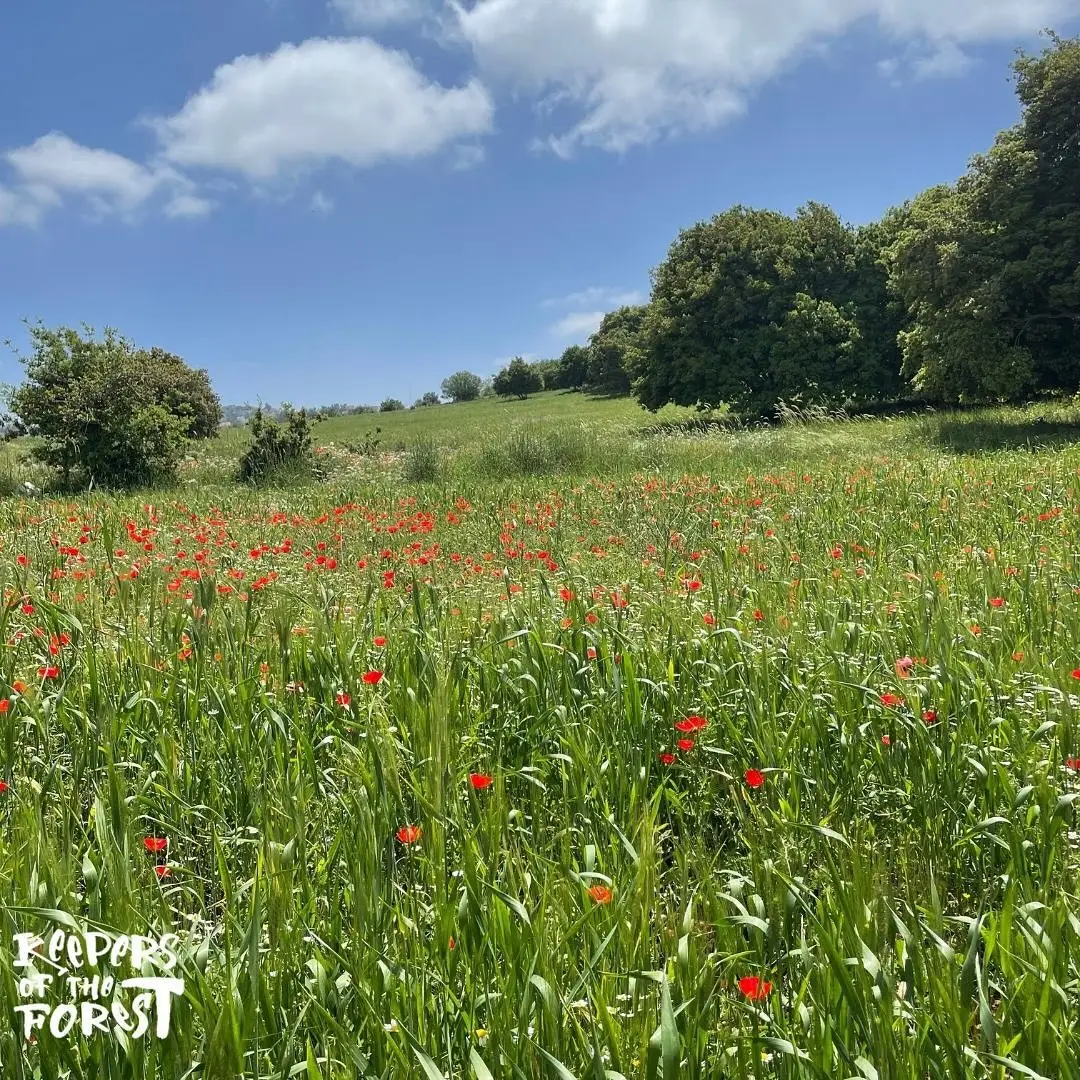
[537,30,1079,420]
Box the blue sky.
[2,0,1078,408]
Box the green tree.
[440,370,483,402]
[586,305,647,395]
[555,345,590,389]
[413,392,442,408]
[8,322,221,489]
[492,357,543,399]
[883,32,1080,403]
[379,398,405,412]
[529,358,561,390]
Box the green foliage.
[237,405,318,484]
[380,398,405,412]
[413,392,442,408]
[586,305,647,395]
[634,203,907,418]
[555,345,590,389]
[492,356,544,399]
[403,435,444,482]
[472,421,593,476]
[441,370,484,403]
[528,358,562,391]
[7,322,221,489]
[883,32,1080,404]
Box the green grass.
[2,396,1080,1077]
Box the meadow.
[2,393,1080,1078]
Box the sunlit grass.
[1,400,1080,1077]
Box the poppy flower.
[922,709,937,724]
[881,734,891,746]
[336,692,351,707]
[448,937,456,950]
[16,554,28,567]
[362,670,383,685]
[154,865,171,880]
[1012,651,1025,662]
[0,700,8,714]
[1066,758,1080,771]
[737,976,772,1000]
[989,597,1005,608]
[469,773,493,790]
[1072,669,1080,680]
[0,780,8,794]
[396,824,422,844]
[744,769,765,789]
[658,752,676,765]
[677,738,694,752]
[879,693,903,708]
[143,837,168,853]
[752,609,764,621]
[12,682,26,694]
[587,885,612,905]
[675,715,707,733]
[373,636,386,647]
[37,666,59,680]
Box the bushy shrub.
[380,398,404,412]
[8,322,221,489]
[237,406,318,484]
[403,436,443,482]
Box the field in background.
[2,397,1080,1075]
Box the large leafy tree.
[9,322,221,489]
[633,203,900,417]
[492,357,543,399]
[555,345,590,389]
[883,32,1080,402]
[440,370,483,402]
[586,305,647,396]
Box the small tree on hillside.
[492,357,544,400]
[414,391,442,408]
[555,345,590,389]
[441,370,483,402]
[8,321,222,489]
[380,398,405,412]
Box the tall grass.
[0,405,1078,1077]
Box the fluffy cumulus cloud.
[550,310,607,338]
[1,132,205,225]
[449,0,1080,154]
[151,37,494,180]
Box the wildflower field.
[2,404,1080,1078]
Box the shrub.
[492,357,543,399]
[237,405,318,484]
[403,436,443,482]
[380,398,405,412]
[8,322,222,489]
[440,371,483,402]
[413,392,441,408]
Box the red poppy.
[373,636,387,647]
[752,609,764,621]
[12,681,25,694]
[0,780,8,794]
[881,734,891,746]
[559,588,574,602]
[469,773,493,790]
[658,752,676,765]
[587,885,612,905]
[675,715,707,733]
[1072,669,1080,680]
[16,554,28,567]
[1066,758,1080,771]
[922,709,937,724]
[143,837,168,853]
[0,700,8,714]
[989,597,1005,608]
[37,666,59,680]
[336,692,351,707]
[879,693,903,708]
[677,738,694,752]
[744,769,765,789]
[154,865,171,880]
[737,976,772,1000]
[1012,651,1025,662]
[448,936,455,950]
[396,824,422,844]
[362,670,383,685]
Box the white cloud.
[550,310,606,338]
[310,190,334,213]
[1,132,213,226]
[451,0,1080,153]
[152,37,494,181]
[543,285,646,309]
[164,192,216,218]
[329,0,429,27]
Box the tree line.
[478,30,1080,420]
